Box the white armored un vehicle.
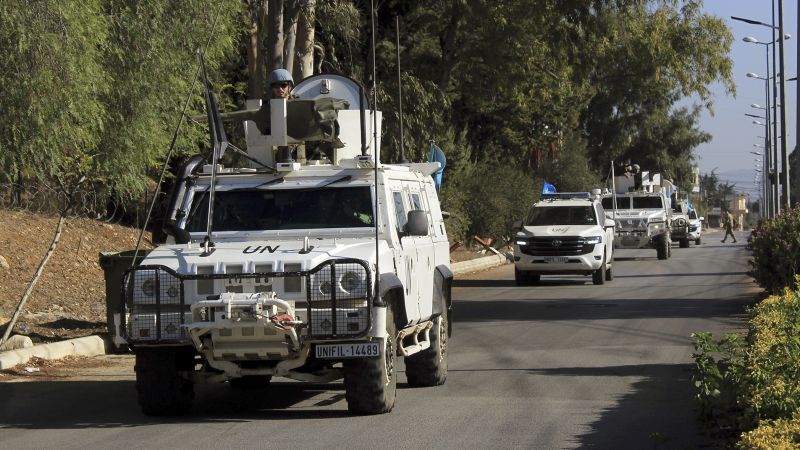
[118,72,452,415]
[601,170,674,260]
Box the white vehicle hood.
[607,210,665,222]
[517,224,601,238]
[140,237,378,274]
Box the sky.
[695,0,798,199]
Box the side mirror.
[699,216,705,221]
[604,219,615,229]
[405,210,429,236]
[512,220,523,231]
[441,211,451,219]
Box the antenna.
[199,51,229,256]
[396,16,407,163]
[370,0,380,309]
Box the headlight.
[141,278,156,297]
[340,270,365,295]
[311,263,369,300]
[584,236,602,245]
[515,240,529,246]
[648,221,664,231]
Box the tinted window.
[186,186,374,232]
[526,206,597,226]
[689,210,698,220]
[602,197,630,209]
[632,196,663,209]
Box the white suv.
[513,191,615,285]
[688,209,703,245]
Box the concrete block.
[0,335,107,370]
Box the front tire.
[695,237,702,245]
[229,375,272,390]
[405,305,448,387]
[680,237,690,248]
[656,235,669,260]
[514,268,540,286]
[344,306,397,414]
[134,347,195,416]
[593,253,606,285]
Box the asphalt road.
[0,230,759,449]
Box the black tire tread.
[405,306,449,387]
[135,347,194,416]
[343,307,397,414]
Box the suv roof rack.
[541,192,592,200]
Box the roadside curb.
[451,253,510,275]
[0,335,109,370]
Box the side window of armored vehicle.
[632,196,663,209]
[689,210,698,220]
[409,191,433,236]
[392,191,408,234]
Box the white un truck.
[113,73,452,416]
[601,170,674,260]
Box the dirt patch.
[0,355,116,381]
[0,209,152,343]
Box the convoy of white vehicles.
[109,73,452,416]
[101,56,703,417]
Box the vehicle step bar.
[396,321,433,357]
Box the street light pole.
[777,0,790,209]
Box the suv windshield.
[526,206,597,226]
[185,186,374,232]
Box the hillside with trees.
[0,0,734,243]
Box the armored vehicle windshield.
[185,185,374,232]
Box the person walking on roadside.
[721,210,737,243]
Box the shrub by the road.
[692,281,800,448]
[748,207,800,292]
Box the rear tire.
[344,306,397,414]
[405,305,448,387]
[605,260,614,281]
[135,347,195,416]
[680,238,690,248]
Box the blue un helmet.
[269,68,294,87]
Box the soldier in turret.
[269,68,294,99]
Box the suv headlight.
[648,221,665,231]
[310,264,369,300]
[584,236,602,245]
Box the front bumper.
[120,259,374,347]
[614,230,652,249]
[514,248,603,274]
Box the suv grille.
[518,237,596,256]
[121,259,373,344]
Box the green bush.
[692,282,800,446]
[748,207,800,292]
[738,413,800,450]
